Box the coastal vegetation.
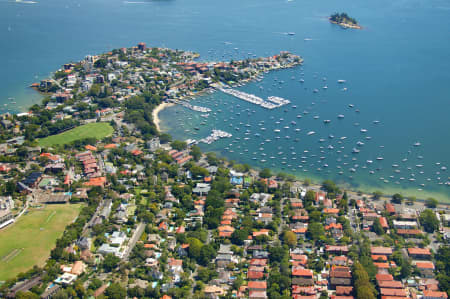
[329,12,361,29]
[37,122,113,147]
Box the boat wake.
[12,0,37,4]
[123,1,148,4]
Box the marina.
[160,64,449,200]
[1,0,448,201]
[198,129,232,144]
[219,88,290,109]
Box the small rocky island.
[329,12,361,29]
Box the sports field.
[0,204,82,281]
[38,122,113,147]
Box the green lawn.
[0,204,83,281]
[38,122,114,147]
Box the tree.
[102,253,120,272]
[231,229,249,245]
[190,145,202,161]
[198,245,216,266]
[309,211,322,223]
[89,278,103,290]
[399,258,411,279]
[425,197,438,208]
[94,58,108,68]
[170,140,187,151]
[306,222,324,241]
[322,180,339,194]
[372,218,384,235]
[15,292,40,299]
[391,193,403,204]
[190,165,209,178]
[269,245,286,263]
[260,168,272,178]
[105,283,126,299]
[159,133,172,144]
[187,237,203,260]
[304,190,315,206]
[435,246,450,296]
[205,190,224,209]
[372,191,383,200]
[283,231,297,248]
[352,262,376,299]
[419,209,439,233]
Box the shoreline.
[329,20,362,29]
[152,102,175,132]
[202,149,450,204]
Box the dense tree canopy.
[419,209,439,233]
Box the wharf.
[218,88,290,109]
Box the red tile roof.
[372,255,388,261]
[423,291,448,298]
[248,281,267,290]
[376,274,394,281]
[371,246,393,255]
[377,280,403,289]
[379,217,389,228]
[408,248,431,255]
[85,145,97,151]
[380,288,407,296]
[374,262,390,269]
[385,203,396,214]
[416,262,435,269]
[250,259,267,266]
[248,271,264,280]
[397,229,423,235]
[292,268,313,277]
[336,286,353,296]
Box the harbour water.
[0,0,449,200]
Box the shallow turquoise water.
[0,0,449,199]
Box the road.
[123,222,145,260]
[82,198,107,235]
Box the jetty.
[177,101,211,113]
[219,88,290,109]
[199,129,232,144]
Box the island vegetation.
[329,12,361,29]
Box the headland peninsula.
[0,43,448,299]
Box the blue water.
[0,0,449,199]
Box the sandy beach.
[152,102,174,132]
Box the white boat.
[307,131,315,136]
[337,79,346,83]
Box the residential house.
[292,268,314,286]
[415,262,435,278]
[408,248,431,260]
[330,266,352,289]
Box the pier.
[199,129,232,144]
[174,100,211,113]
[218,88,290,109]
